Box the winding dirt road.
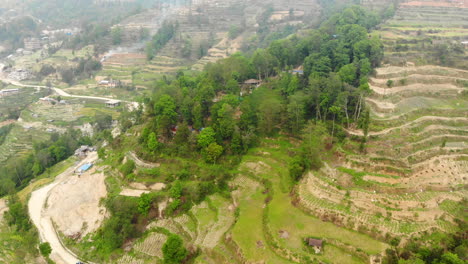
[0,76,138,107]
[28,153,98,264]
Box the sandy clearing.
[46,169,107,237]
[120,189,150,197]
[150,183,166,191]
[29,153,98,264]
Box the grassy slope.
[231,137,388,264]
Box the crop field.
[0,123,50,166]
[0,86,49,122]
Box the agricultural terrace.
[104,138,388,264]
[297,0,468,240]
[374,1,468,69]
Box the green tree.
[147,132,159,152]
[138,193,153,216]
[202,143,224,163]
[162,234,188,264]
[216,103,235,140]
[197,127,216,148]
[39,242,52,258]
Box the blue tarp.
[78,163,92,173]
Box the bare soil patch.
[46,168,107,237]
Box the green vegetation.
[146,22,179,60]
[162,234,188,264]
[0,129,91,196]
[1,196,40,263]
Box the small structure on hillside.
[0,88,19,97]
[74,145,95,158]
[306,238,323,254]
[244,79,262,86]
[39,97,58,105]
[99,79,118,88]
[76,163,93,174]
[105,100,121,108]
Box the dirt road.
[28,153,98,264]
[0,76,137,105]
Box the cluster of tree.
[0,129,91,196]
[60,57,102,84]
[133,5,381,165]
[93,5,385,259]
[2,196,40,262]
[383,232,467,264]
[0,16,39,53]
[146,22,179,60]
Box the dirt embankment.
[29,152,101,264]
[46,167,107,238]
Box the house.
[106,100,121,108]
[99,79,118,88]
[99,80,110,86]
[39,97,58,104]
[306,238,323,254]
[0,88,19,97]
[74,145,95,158]
[244,79,262,86]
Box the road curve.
[28,154,98,264]
[0,76,135,103]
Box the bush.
[162,234,188,264]
[120,159,135,176]
[39,242,52,257]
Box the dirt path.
[127,151,160,168]
[120,189,150,197]
[347,116,468,136]
[28,153,98,264]
[370,83,462,95]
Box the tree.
[230,128,243,154]
[197,127,216,148]
[338,63,357,85]
[138,193,153,216]
[301,122,327,170]
[162,234,188,264]
[216,103,235,140]
[329,105,341,139]
[202,143,224,163]
[287,95,305,134]
[147,132,159,152]
[440,253,464,264]
[39,242,52,258]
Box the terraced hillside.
[297,0,467,239]
[376,0,468,68]
[114,139,388,264]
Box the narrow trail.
[28,153,98,264]
[127,151,160,168]
[369,83,462,95]
[347,116,468,136]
